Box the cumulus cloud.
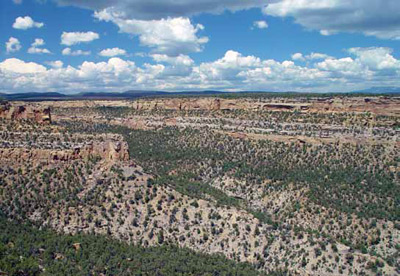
[6,37,22,53]
[292,52,332,61]
[316,47,400,81]
[27,38,51,54]
[13,16,44,30]
[31,39,45,47]
[0,57,140,92]
[316,57,363,77]
[99,47,127,57]
[264,0,400,40]
[61,31,99,46]
[55,0,269,20]
[1,47,400,93]
[306,53,332,60]
[291,53,304,61]
[347,47,400,70]
[0,58,47,74]
[94,10,208,56]
[150,54,194,76]
[46,60,64,68]
[197,50,261,81]
[151,54,194,66]
[238,60,330,91]
[253,20,268,29]
[62,48,91,56]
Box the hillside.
[0,94,399,275]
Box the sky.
[1,0,400,93]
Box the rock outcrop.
[0,101,51,124]
[76,136,130,162]
[0,133,129,164]
[131,96,399,115]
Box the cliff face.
[0,133,129,164]
[134,98,311,111]
[0,101,51,124]
[77,136,130,162]
[134,98,244,111]
[132,97,399,115]
[28,96,399,116]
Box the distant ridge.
[1,89,399,101]
[352,87,400,94]
[2,92,66,100]
[0,90,232,101]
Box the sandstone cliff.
[0,133,129,164]
[0,101,51,124]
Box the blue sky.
[1,0,400,93]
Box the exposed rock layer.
[0,101,51,124]
[0,134,129,163]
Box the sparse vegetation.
[1,95,399,275]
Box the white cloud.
[315,47,400,76]
[291,53,304,61]
[31,38,45,47]
[306,52,332,60]
[253,20,268,29]
[151,54,194,66]
[1,47,400,93]
[0,58,47,74]
[292,52,332,61]
[134,52,147,57]
[198,50,261,78]
[264,0,400,40]
[320,30,333,36]
[62,48,91,56]
[316,57,364,78]
[27,38,51,54]
[0,57,140,92]
[13,16,44,30]
[150,54,194,76]
[47,60,64,68]
[347,47,400,71]
[27,47,51,54]
[56,0,269,20]
[94,10,208,56]
[13,0,22,4]
[61,31,99,46]
[192,50,263,87]
[99,47,127,57]
[6,37,22,53]
[238,59,330,91]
